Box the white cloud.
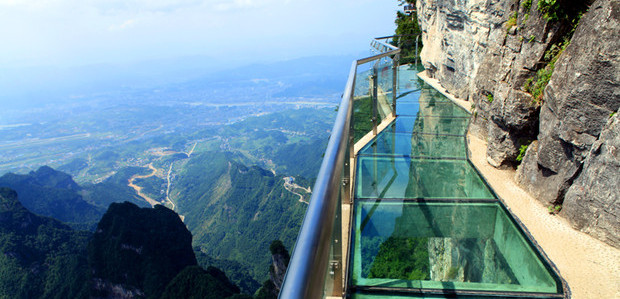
[108,19,137,31]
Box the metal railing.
[278,36,402,299]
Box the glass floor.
[347,65,565,298]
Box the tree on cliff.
[395,0,422,64]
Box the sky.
[0,0,400,68]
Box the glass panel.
[358,132,467,159]
[353,62,374,142]
[350,201,561,294]
[398,89,453,103]
[396,101,470,118]
[351,292,510,299]
[355,157,495,200]
[398,64,425,94]
[323,188,343,297]
[391,116,469,136]
[376,58,395,122]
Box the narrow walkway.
[418,71,620,299]
[347,65,566,298]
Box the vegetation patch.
[516,143,530,163]
[367,236,430,280]
[547,204,562,215]
[486,93,494,103]
[537,0,562,22]
[505,12,518,31]
[524,38,568,102]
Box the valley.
[0,56,344,295]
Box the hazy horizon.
[1,0,399,68]
[1,0,399,109]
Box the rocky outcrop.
[561,111,619,246]
[417,0,578,167]
[417,0,619,247]
[89,202,198,298]
[268,240,290,295]
[254,240,290,299]
[517,0,620,207]
[516,1,619,248]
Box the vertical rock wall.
[416,0,619,248]
[517,0,619,203]
[417,0,512,100]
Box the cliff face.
[417,0,619,248]
[89,202,198,298]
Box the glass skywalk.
[347,66,564,298]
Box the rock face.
[417,0,512,100]
[561,112,620,246]
[268,240,290,295]
[417,0,619,247]
[417,0,575,167]
[517,0,620,204]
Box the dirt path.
[128,163,159,206]
[467,134,620,299]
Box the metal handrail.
[278,37,401,299]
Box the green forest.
[0,188,287,298]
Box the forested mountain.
[0,187,90,298]
[0,167,103,228]
[0,107,332,295]
[89,201,245,298]
[0,189,249,298]
[173,151,308,283]
[0,166,148,230]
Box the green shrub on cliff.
[537,0,562,21]
[395,0,422,64]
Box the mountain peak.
[30,165,81,190]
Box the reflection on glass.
[398,89,452,103]
[351,201,561,294]
[358,132,467,159]
[397,64,426,94]
[356,157,494,200]
[391,116,469,136]
[397,101,470,117]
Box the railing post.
[371,67,378,136]
[392,55,399,117]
